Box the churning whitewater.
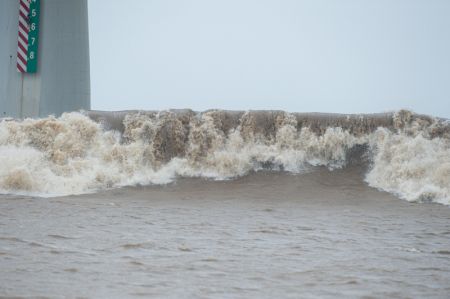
[0,110,449,204]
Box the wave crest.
[0,110,448,204]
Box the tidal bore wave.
[0,110,449,204]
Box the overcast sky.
[88,0,450,117]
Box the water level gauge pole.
[17,0,40,73]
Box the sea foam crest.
[0,110,448,205]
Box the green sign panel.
[27,0,40,73]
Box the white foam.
[366,127,450,205]
[0,111,448,205]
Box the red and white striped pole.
[17,0,40,73]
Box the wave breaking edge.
[0,109,449,204]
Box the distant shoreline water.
[0,109,449,204]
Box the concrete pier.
[0,0,90,118]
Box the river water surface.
[1,167,449,298]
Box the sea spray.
[365,111,450,205]
[0,110,448,204]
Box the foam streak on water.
[0,110,449,204]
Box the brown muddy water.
[1,167,449,298]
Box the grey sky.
[88,0,450,117]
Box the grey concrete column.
[0,0,90,118]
